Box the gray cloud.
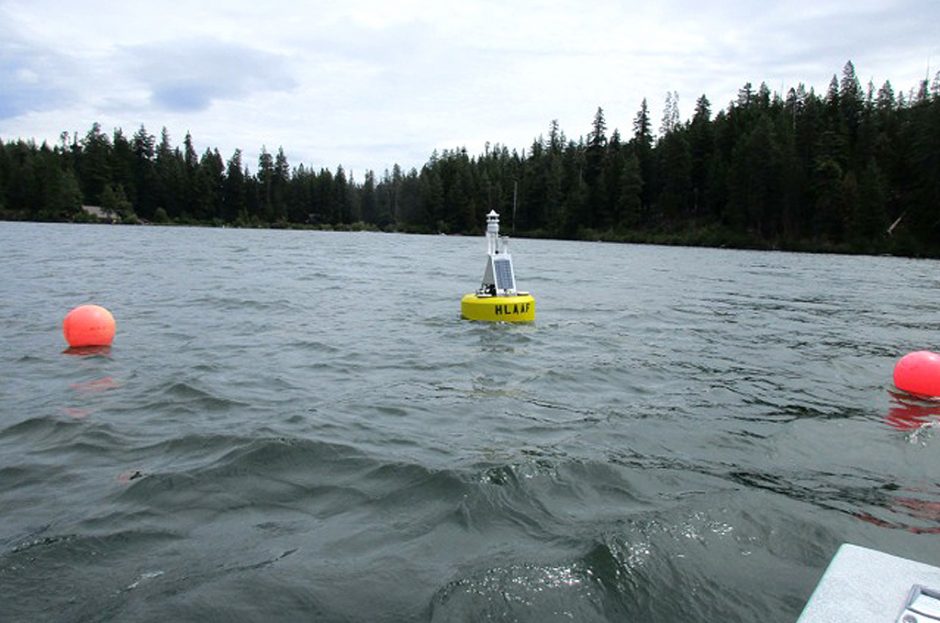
[1,0,938,174]
[0,37,73,119]
[123,40,298,112]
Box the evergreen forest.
[1,61,938,256]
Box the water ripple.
[3,223,940,621]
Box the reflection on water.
[62,345,113,357]
[886,389,940,431]
[855,487,940,536]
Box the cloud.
[1,0,938,174]
[122,40,298,112]
[149,83,214,112]
[0,36,73,119]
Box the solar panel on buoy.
[493,258,515,292]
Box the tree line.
[1,61,938,256]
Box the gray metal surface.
[799,544,940,622]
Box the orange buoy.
[63,305,116,348]
[894,351,940,398]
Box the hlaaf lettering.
[493,302,530,316]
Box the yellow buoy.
[461,292,535,322]
[460,210,536,323]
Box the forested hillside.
[1,61,938,256]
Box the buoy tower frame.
[479,210,518,296]
[460,210,536,322]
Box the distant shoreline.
[3,216,930,260]
[3,60,937,259]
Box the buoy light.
[894,351,940,398]
[460,210,536,322]
[63,305,116,348]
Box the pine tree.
[0,141,8,215]
[688,95,713,215]
[35,146,82,220]
[617,152,642,229]
[847,158,887,246]
[194,148,224,222]
[908,87,940,248]
[657,129,692,223]
[812,157,845,241]
[52,168,83,220]
[601,129,624,230]
[839,61,864,157]
[183,132,198,215]
[155,128,184,219]
[728,115,782,236]
[257,147,275,222]
[660,91,680,135]
[527,130,563,234]
[334,165,349,224]
[548,119,564,155]
[360,170,378,225]
[79,122,112,204]
[273,147,289,223]
[131,125,157,218]
[584,107,608,228]
[632,99,654,216]
[223,149,246,223]
[756,82,771,109]
[737,82,754,108]
[417,166,443,229]
[110,128,136,210]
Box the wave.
[0,528,180,622]
[427,496,814,622]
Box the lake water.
[2,221,940,622]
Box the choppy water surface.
[2,222,940,622]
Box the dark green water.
[2,222,939,622]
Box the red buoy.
[894,351,940,398]
[63,305,116,348]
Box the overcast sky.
[2,0,938,176]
